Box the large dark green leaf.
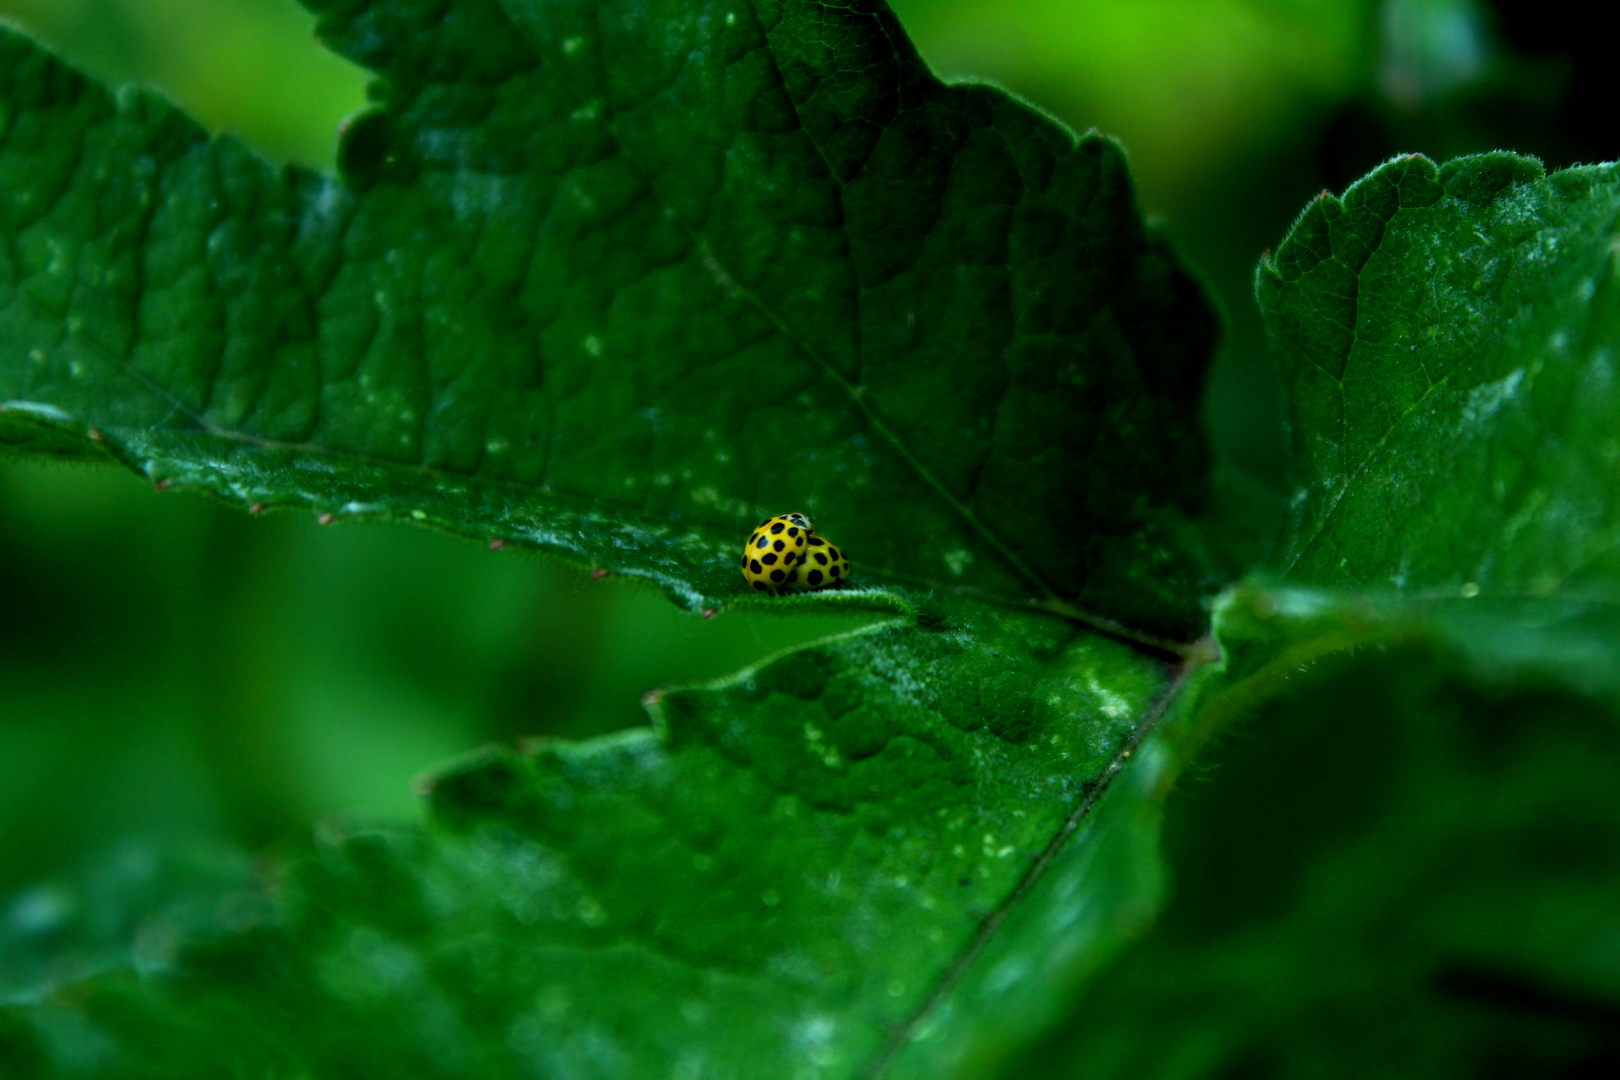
[0,593,1209,1078]
[0,0,1215,630]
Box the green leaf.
[1,593,1208,1077]
[0,4,1232,1071]
[1221,151,1620,740]
[1258,151,1620,597]
[0,0,1216,631]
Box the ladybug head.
[784,512,812,531]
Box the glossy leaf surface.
[0,592,1198,1078]
[0,0,1215,630]
[1259,152,1620,597]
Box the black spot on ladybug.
[786,569,799,582]
[750,559,762,574]
[762,552,777,566]
[807,569,824,586]
[813,553,828,566]
[773,539,785,552]
[770,522,785,534]
[794,535,804,546]
[830,565,840,577]
[753,580,768,591]
[787,527,799,538]
[809,536,825,546]
[770,569,786,583]
[829,547,841,560]
[757,536,769,549]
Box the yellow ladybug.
[742,513,812,592]
[741,513,848,593]
[794,532,850,591]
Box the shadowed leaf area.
[0,0,1216,630]
[996,645,1620,1080]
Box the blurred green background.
[2,0,1615,1074]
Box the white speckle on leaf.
[6,883,74,936]
[803,723,842,768]
[792,1014,838,1068]
[986,957,1029,993]
[562,35,585,54]
[1083,673,1131,720]
[1460,367,1524,428]
[942,548,972,576]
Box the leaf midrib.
[857,643,1210,1079]
[549,0,1059,605]
[1276,190,1445,579]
